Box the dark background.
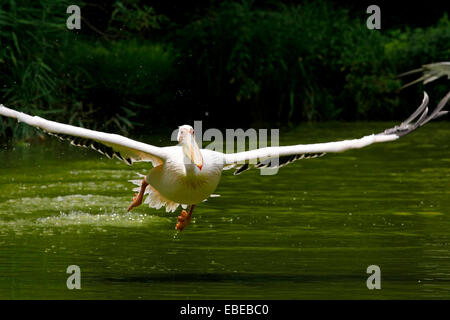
[0,0,449,140]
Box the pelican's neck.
[182,152,200,177]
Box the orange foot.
[127,193,143,212]
[127,178,148,212]
[176,210,192,232]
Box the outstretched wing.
[0,105,167,166]
[398,62,450,89]
[224,92,449,175]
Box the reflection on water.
[0,122,449,299]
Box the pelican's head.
[177,125,203,170]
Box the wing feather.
[224,92,448,174]
[0,105,167,166]
[398,62,450,89]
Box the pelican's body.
[147,146,223,206]
[0,90,448,231]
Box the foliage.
[0,0,73,137]
[174,1,449,126]
[108,0,170,36]
[62,40,176,133]
[0,0,449,141]
[0,0,176,139]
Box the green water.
[0,122,449,299]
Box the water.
[0,122,449,299]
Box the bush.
[173,1,450,125]
[0,0,177,139]
[1,1,448,141]
[61,40,177,134]
[0,0,73,138]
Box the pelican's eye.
[177,129,186,142]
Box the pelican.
[0,92,448,231]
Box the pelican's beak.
[182,132,203,170]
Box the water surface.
[0,122,449,299]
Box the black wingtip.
[234,163,249,175]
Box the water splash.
[35,211,171,228]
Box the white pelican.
[0,92,448,231]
